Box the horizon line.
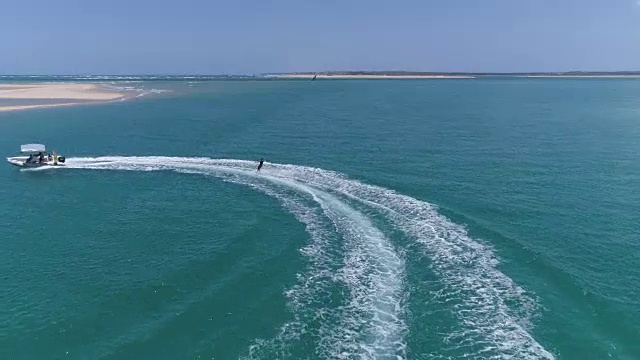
[2,70,640,77]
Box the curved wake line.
[63,156,554,360]
[66,156,406,359]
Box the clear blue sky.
[1,0,639,74]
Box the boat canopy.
[21,144,46,153]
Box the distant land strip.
[1,72,640,81]
[261,71,640,79]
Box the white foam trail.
[63,156,554,359]
[19,166,59,172]
[275,169,555,360]
[223,181,341,359]
[258,161,554,360]
[65,156,406,359]
[275,180,406,359]
[100,84,171,98]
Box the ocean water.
[1,77,639,360]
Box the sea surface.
[1,76,639,360]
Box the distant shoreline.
[2,73,640,81]
[0,83,126,112]
[525,75,640,78]
[264,74,474,79]
[261,71,640,79]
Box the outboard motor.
[58,156,66,163]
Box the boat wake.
[63,156,555,360]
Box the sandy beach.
[266,74,475,79]
[0,83,126,112]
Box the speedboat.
[7,144,66,168]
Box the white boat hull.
[7,156,65,168]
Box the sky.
[0,0,639,74]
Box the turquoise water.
[1,78,639,359]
